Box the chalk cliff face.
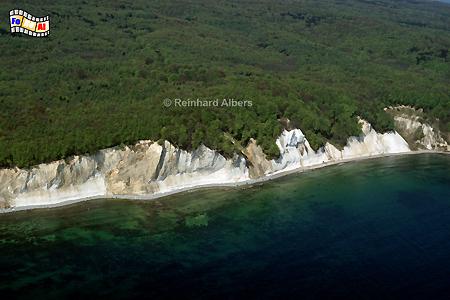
[106,141,249,195]
[0,156,106,209]
[386,106,449,151]
[0,117,429,211]
[244,119,410,176]
[0,141,248,209]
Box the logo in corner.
[10,9,50,37]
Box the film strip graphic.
[10,9,50,37]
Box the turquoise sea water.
[0,154,449,299]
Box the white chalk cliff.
[0,142,248,209]
[243,119,410,177]
[0,117,445,211]
[386,106,449,151]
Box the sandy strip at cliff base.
[1,151,449,214]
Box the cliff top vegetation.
[0,0,449,167]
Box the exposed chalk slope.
[0,119,414,210]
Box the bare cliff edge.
[0,114,448,211]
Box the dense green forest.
[0,0,449,168]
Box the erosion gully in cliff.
[0,112,448,211]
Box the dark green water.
[1,154,450,299]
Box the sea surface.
[1,154,449,299]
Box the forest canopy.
[0,0,449,168]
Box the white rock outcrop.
[0,141,249,210]
[0,119,416,211]
[386,106,449,151]
[245,119,410,176]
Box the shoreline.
[1,150,448,214]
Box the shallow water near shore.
[1,154,449,298]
